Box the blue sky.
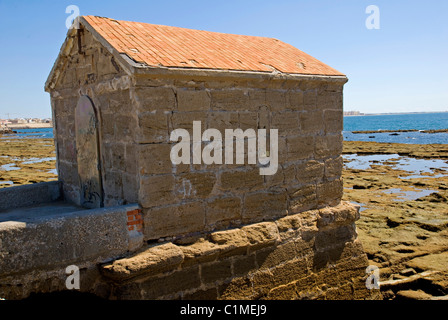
[0,0,447,118]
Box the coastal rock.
[395,290,433,300]
[342,140,448,300]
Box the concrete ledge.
[0,181,62,212]
[0,203,140,278]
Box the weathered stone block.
[101,242,184,280]
[296,160,325,184]
[170,111,208,131]
[122,173,139,203]
[266,281,299,300]
[266,90,287,112]
[264,164,286,188]
[317,201,360,229]
[175,171,217,199]
[258,106,270,130]
[124,143,138,175]
[139,174,176,208]
[134,86,176,111]
[180,239,221,267]
[208,111,239,131]
[206,196,241,227]
[103,170,123,200]
[241,222,279,251]
[138,265,201,299]
[111,143,125,171]
[250,269,275,298]
[276,214,302,241]
[138,143,173,175]
[220,168,264,192]
[210,89,250,111]
[0,205,131,277]
[243,191,287,223]
[315,134,343,159]
[108,90,131,113]
[209,228,249,257]
[316,178,343,206]
[299,111,324,134]
[219,276,253,300]
[303,89,317,110]
[100,112,115,138]
[247,89,266,110]
[286,136,315,161]
[287,90,304,111]
[238,112,258,131]
[137,111,170,143]
[270,258,309,287]
[143,201,205,240]
[176,88,211,111]
[288,184,317,214]
[232,253,257,277]
[201,259,232,285]
[256,241,298,270]
[324,156,343,179]
[314,224,357,252]
[324,109,343,134]
[271,111,300,136]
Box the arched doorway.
[75,95,103,208]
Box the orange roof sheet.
[83,16,344,76]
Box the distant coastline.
[6,123,52,130]
[344,111,448,116]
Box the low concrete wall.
[0,200,142,299]
[0,181,62,211]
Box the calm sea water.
[343,112,448,144]
[2,112,448,144]
[1,127,54,139]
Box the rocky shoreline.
[343,141,448,300]
[0,128,17,134]
[344,140,448,159]
[1,137,447,300]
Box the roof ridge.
[82,15,282,42]
[79,15,344,76]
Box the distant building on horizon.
[0,119,12,126]
[344,110,364,116]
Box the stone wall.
[0,201,376,300]
[0,200,141,300]
[132,74,345,241]
[101,202,377,300]
[49,27,137,207]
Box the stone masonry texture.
[100,202,379,300]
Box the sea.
[343,112,448,144]
[1,127,54,139]
[2,112,448,144]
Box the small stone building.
[38,16,376,299]
[46,15,347,240]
